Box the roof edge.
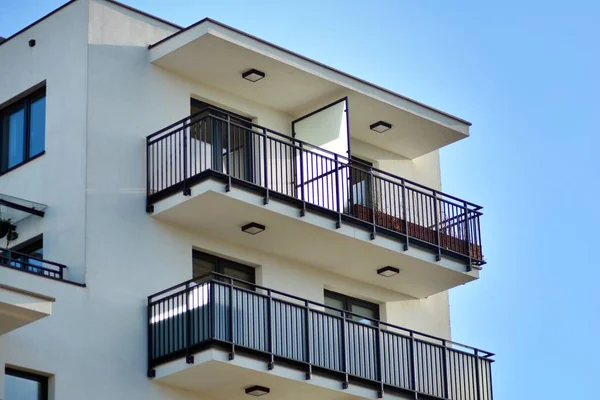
[0,0,183,49]
[149,17,472,127]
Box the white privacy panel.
[293,99,349,213]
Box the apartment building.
[0,1,493,399]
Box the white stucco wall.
[0,0,88,284]
[0,1,453,398]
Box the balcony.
[148,273,494,400]
[0,247,70,335]
[146,108,484,297]
[0,247,67,281]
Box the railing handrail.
[0,247,67,270]
[148,271,494,358]
[146,106,483,210]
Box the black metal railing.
[146,107,484,265]
[148,272,494,400]
[0,247,67,280]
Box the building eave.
[149,17,472,128]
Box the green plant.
[0,218,12,239]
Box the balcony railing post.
[266,289,274,370]
[464,201,472,271]
[369,168,376,240]
[299,145,306,216]
[475,349,482,400]
[226,115,232,192]
[228,276,235,360]
[263,128,269,205]
[334,154,341,228]
[146,136,150,199]
[433,190,441,262]
[442,340,450,399]
[341,311,349,389]
[185,282,192,363]
[147,296,153,377]
[401,178,409,250]
[210,278,216,340]
[376,325,384,398]
[182,124,190,196]
[410,332,417,393]
[304,300,312,379]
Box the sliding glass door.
[190,100,255,183]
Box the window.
[193,250,255,289]
[0,87,46,173]
[351,157,373,208]
[10,235,44,273]
[190,99,254,182]
[5,368,48,400]
[324,290,379,325]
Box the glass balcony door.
[190,100,254,183]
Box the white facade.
[0,1,490,399]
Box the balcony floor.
[151,174,478,299]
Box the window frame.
[324,289,380,321]
[12,234,43,256]
[0,87,46,175]
[350,156,374,209]
[192,250,256,285]
[5,367,49,400]
[190,99,256,183]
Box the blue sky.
[2,1,599,398]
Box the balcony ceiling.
[149,20,470,159]
[157,356,366,400]
[152,181,478,299]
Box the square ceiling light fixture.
[377,266,400,277]
[370,120,392,133]
[245,385,270,396]
[242,68,266,83]
[241,222,266,235]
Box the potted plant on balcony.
[0,217,13,239]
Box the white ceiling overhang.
[149,19,471,159]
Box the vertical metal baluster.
[410,332,417,394]
[377,324,384,398]
[401,179,409,250]
[433,190,441,261]
[210,277,215,340]
[147,297,154,377]
[341,311,349,389]
[464,201,472,271]
[146,138,151,211]
[304,300,312,379]
[267,289,274,369]
[334,154,341,228]
[299,145,306,216]
[226,115,232,192]
[185,282,193,364]
[488,356,494,400]
[228,276,235,360]
[370,169,376,240]
[263,128,269,205]
[474,349,481,400]
[442,340,450,399]
[183,125,190,195]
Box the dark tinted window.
[192,250,255,289]
[5,368,48,400]
[324,290,379,325]
[0,87,46,172]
